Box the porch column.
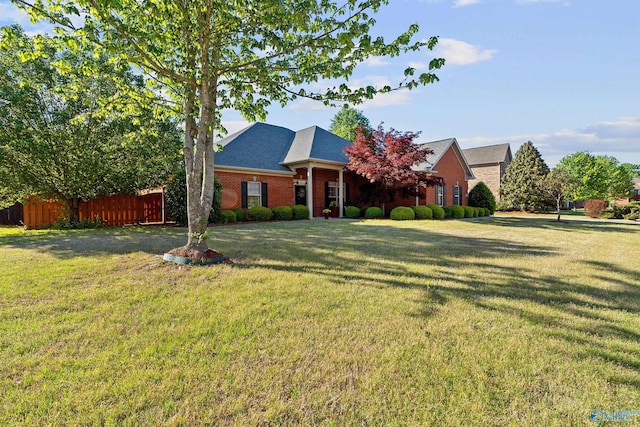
[307,165,314,219]
[338,169,344,218]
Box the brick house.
[462,143,512,202]
[215,123,474,218]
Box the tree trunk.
[63,197,80,224]
[556,197,562,222]
[182,77,218,253]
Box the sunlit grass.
[1,215,639,425]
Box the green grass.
[1,215,639,425]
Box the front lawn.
[1,216,639,425]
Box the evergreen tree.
[498,141,550,212]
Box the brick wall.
[468,164,502,202]
[216,170,294,210]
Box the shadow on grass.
[3,217,639,389]
[219,219,640,390]
[0,226,187,257]
[491,215,640,234]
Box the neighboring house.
[215,123,474,218]
[615,178,640,204]
[462,143,512,202]
[632,178,640,201]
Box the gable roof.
[462,143,512,166]
[413,138,475,179]
[283,126,350,165]
[215,122,351,173]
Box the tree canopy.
[14,0,445,256]
[498,141,550,212]
[329,105,371,141]
[0,25,182,221]
[540,168,578,221]
[557,152,634,201]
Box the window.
[242,181,268,208]
[453,185,461,206]
[325,181,347,207]
[435,184,444,206]
[247,182,262,208]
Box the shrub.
[474,207,482,217]
[451,205,465,219]
[462,206,475,218]
[443,206,455,219]
[584,199,607,218]
[345,206,361,218]
[411,205,433,220]
[247,206,272,221]
[272,205,293,221]
[624,205,640,221]
[469,182,497,214]
[51,215,105,230]
[364,206,383,219]
[483,207,491,217]
[292,204,310,220]
[426,204,445,220]
[233,208,245,222]
[220,210,237,223]
[166,169,222,225]
[600,208,616,220]
[390,206,415,221]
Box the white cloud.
[408,61,428,70]
[434,38,497,65]
[454,0,480,7]
[458,116,640,166]
[365,56,392,67]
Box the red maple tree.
[344,125,441,209]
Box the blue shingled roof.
[215,122,351,172]
[215,123,295,172]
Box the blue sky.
[2,0,639,166]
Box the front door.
[295,185,307,206]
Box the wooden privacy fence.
[22,192,167,229]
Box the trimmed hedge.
[247,206,272,221]
[483,207,491,217]
[473,207,482,217]
[411,205,433,220]
[233,208,245,222]
[364,206,383,219]
[292,204,309,220]
[443,206,455,219]
[390,206,415,221]
[462,206,475,218]
[450,205,465,219]
[345,206,361,218]
[272,205,293,221]
[426,204,445,220]
[220,210,237,223]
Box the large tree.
[14,0,445,259]
[0,26,182,222]
[558,152,634,202]
[498,141,550,212]
[344,125,437,212]
[329,105,371,141]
